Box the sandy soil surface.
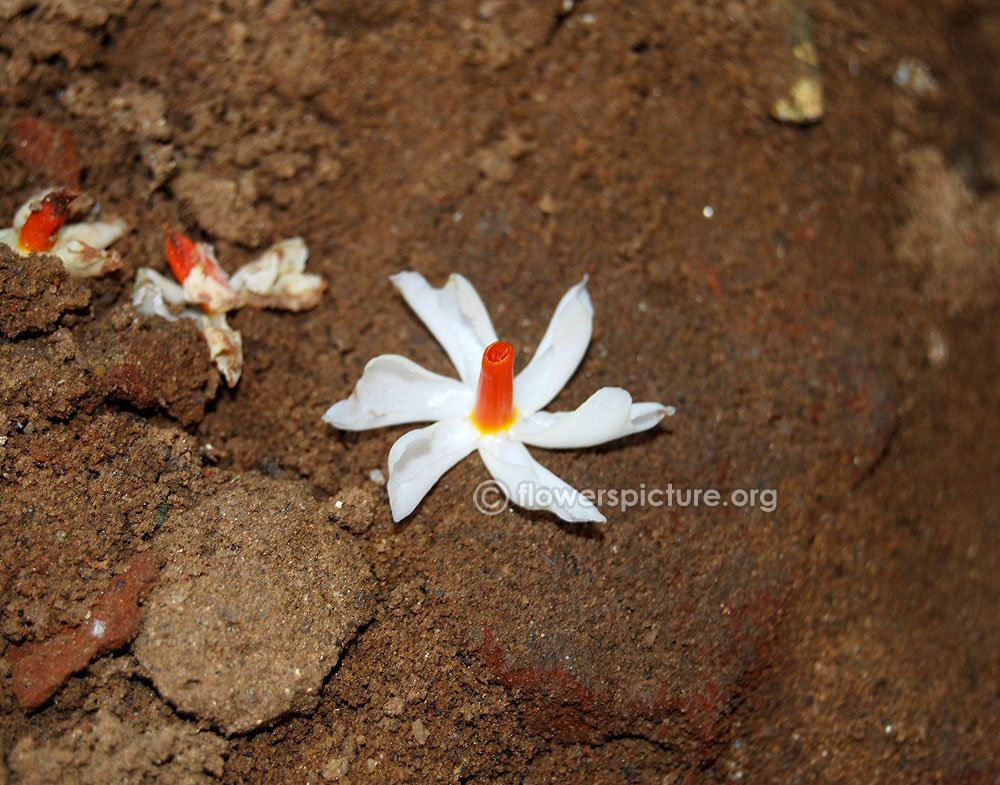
[2,0,999,782]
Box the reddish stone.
[12,117,82,188]
[8,552,159,710]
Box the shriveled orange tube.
[473,341,516,434]
[164,230,229,287]
[164,230,199,283]
[17,190,76,252]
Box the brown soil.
[2,0,999,782]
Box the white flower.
[324,272,673,523]
[0,188,125,276]
[133,231,325,387]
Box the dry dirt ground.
[1,0,999,783]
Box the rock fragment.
[8,553,159,710]
[134,478,375,734]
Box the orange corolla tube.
[472,341,516,434]
[17,190,76,253]
[164,230,228,287]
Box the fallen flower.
[0,188,125,276]
[133,231,325,387]
[324,272,674,522]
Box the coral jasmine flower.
[0,188,125,276]
[324,272,673,523]
[133,231,325,386]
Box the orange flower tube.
[473,341,516,434]
[17,190,75,253]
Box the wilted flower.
[133,231,325,386]
[0,188,125,276]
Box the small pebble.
[321,757,348,780]
[926,328,948,368]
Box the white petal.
[56,218,126,252]
[230,238,325,311]
[132,268,188,320]
[386,418,479,521]
[510,387,670,449]
[200,311,243,387]
[513,277,594,416]
[0,228,19,251]
[182,264,240,313]
[262,270,325,311]
[11,190,52,230]
[477,437,605,523]
[51,238,123,277]
[323,354,473,430]
[390,271,497,386]
[230,238,307,292]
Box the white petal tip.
[389,270,420,288]
[322,402,351,430]
[386,476,426,522]
[563,509,606,524]
[631,401,674,432]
